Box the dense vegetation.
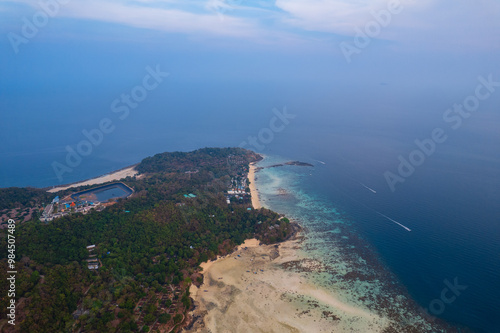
[136,147,259,177]
[0,188,53,210]
[0,148,294,332]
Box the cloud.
[1,0,267,39]
[274,0,425,35]
[274,0,500,50]
[2,0,499,52]
[62,0,260,38]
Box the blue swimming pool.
[71,182,133,202]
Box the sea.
[1,81,499,332]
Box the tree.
[144,313,155,324]
[173,314,183,324]
[0,148,288,333]
[159,313,170,324]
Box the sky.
[1,0,499,187]
[2,0,499,71]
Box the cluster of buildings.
[227,177,248,195]
[227,176,248,195]
[86,245,99,270]
[226,176,250,204]
[40,196,102,222]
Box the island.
[0,148,296,333]
[254,160,314,171]
[0,148,457,333]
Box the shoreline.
[46,165,139,193]
[248,161,262,209]
[188,238,261,301]
[186,156,452,332]
[186,159,389,332]
[186,231,389,332]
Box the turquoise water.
[253,154,473,332]
[2,106,499,332]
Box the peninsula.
[0,148,456,333]
[0,148,295,332]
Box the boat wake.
[359,182,377,193]
[376,212,412,232]
[315,160,326,165]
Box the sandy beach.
[184,155,449,333]
[188,239,262,301]
[186,160,389,332]
[248,162,262,209]
[47,166,138,193]
[187,235,389,332]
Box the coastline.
[46,165,139,193]
[186,156,451,332]
[248,162,262,209]
[188,238,261,301]
[186,232,390,332]
[187,159,264,312]
[187,158,388,332]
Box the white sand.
[189,240,261,299]
[188,237,389,332]
[47,166,138,193]
[236,238,260,251]
[248,163,262,209]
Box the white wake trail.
[376,212,412,232]
[360,183,377,193]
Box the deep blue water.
[286,154,500,332]
[264,122,500,332]
[1,81,499,332]
[263,123,500,331]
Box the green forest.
[0,148,295,333]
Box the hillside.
[0,148,293,333]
